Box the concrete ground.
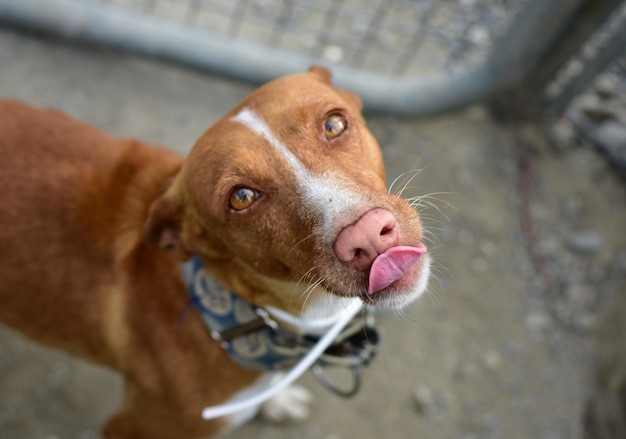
[0,28,625,439]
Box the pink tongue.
[368,244,427,294]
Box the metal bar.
[229,0,249,37]
[499,0,625,119]
[0,0,586,116]
[312,0,344,57]
[569,110,626,180]
[143,0,157,14]
[547,26,626,116]
[268,0,294,47]
[350,0,391,67]
[526,0,624,96]
[185,0,201,25]
[392,1,437,76]
[545,1,626,116]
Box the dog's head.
[145,67,430,312]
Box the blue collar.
[181,256,379,375]
[181,255,312,371]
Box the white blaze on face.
[231,108,308,179]
[231,108,368,234]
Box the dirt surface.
[0,29,625,439]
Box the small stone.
[460,0,477,7]
[576,313,597,331]
[567,231,603,254]
[594,72,620,97]
[574,93,601,112]
[540,236,560,254]
[482,350,502,371]
[323,45,344,63]
[525,312,550,335]
[566,59,585,78]
[551,120,577,148]
[467,25,490,46]
[479,240,497,257]
[454,361,477,381]
[412,385,433,414]
[561,195,584,221]
[433,392,449,411]
[594,122,626,150]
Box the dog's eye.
[324,113,347,140]
[229,187,259,211]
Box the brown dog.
[0,66,430,438]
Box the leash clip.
[311,310,379,398]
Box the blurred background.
[0,1,625,438]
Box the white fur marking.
[231,108,308,179]
[231,108,368,233]
[260,384,313,423]
[223,375,311,429]
[303,173,369,234]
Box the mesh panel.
[102,0,527,77]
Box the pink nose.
[334,208,400,271]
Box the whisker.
[407,192,456,209]
[388,169,423,196]
[296,267,317,288]
[394,170,425,199]
[297,277,325,314]
[291,233,316,252]
[393,305,419,327]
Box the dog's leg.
[103,382,225,439]
[259,384,313,423]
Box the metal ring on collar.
[311,363,363,398]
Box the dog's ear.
[308,65,363,111]
[144,183,190,259]
[308,65,332,84]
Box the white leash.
[201,301,363,420]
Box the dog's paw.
[260,385,313,423]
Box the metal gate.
[0,0,624,117]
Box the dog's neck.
[265,294,362,336]
[258,275,360,323]
[182,255,362,371]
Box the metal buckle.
[210,307,279,347]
